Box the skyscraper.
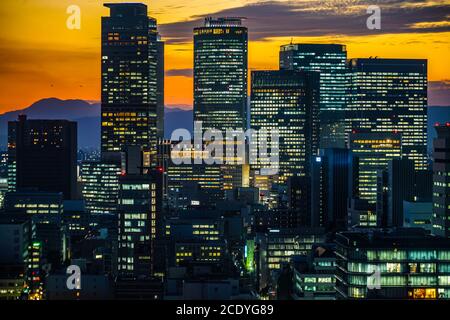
[117,169,163,278]
[250,70,320,183]
[350,132,402,205]
[432,124,450,238]
[347,58,428,171]
[8,115,77,200]
[117,146,163,278]
[193,17,248,133]
[156,36,165,140]
[280,44,348,148]
[312,148,355,231]
[101,3,162,160]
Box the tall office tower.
[101,3,161,162]
[193,17,248,133]
[156,37,165,139]
[350,132,401,207]
[117,147,163,277]
[250,70,320,183]
[7,115,77,200]
[348,58,428,170]
[432,125,450,238]
[280,44,348,149]
[312,148,355,231]
[117,169,163,278]
[81,155,122,215]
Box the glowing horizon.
[0,0,449,113]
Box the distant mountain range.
[0,98,448,151]
[0,98,193,149]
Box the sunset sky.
[0,0,449,113]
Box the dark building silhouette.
[432,125,450,238]
[7,115,77,200]
[376,159,432,228]
[288,176,311,227]
[312,149,354,231]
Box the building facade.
[347,58,428,171]
[101,3,161,161]
[193,17,248,133]
[8,115,77,200]
[250,70,320,183]
[432,125,450,238]
[280,44,348,148]
[117,170,163,277]
[335,229,450,299]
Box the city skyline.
[1,0,450,303]
[0,0,449,112]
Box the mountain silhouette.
[0,98,447,150]
[0,98,194,149]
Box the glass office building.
[117,170,163,277]
[193,17,248,133]
[280,44,348,149]
[347,58,428,171]
[335,229,450,299]
[250,70,320,183]
[350,132,402,207]
[81,160,122,215]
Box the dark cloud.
[165,68,193,77]
[159,1,450,43]
[429,80,450,106]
